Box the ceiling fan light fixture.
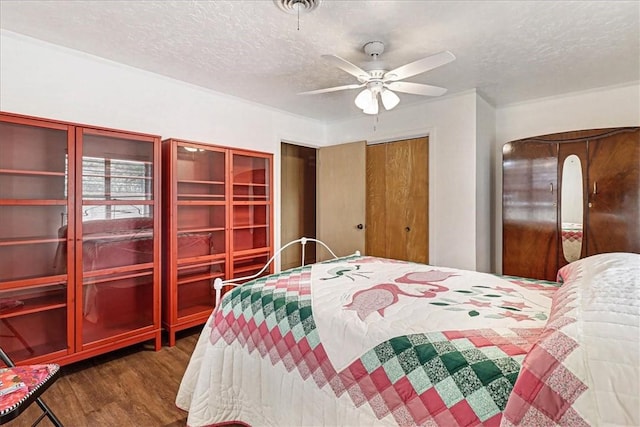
[354,88,373,109]
[363,97,379,115]
[380,89,400,110]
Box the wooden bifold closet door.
[366,137,429,263]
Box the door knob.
[356,224,364,230]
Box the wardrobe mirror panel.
[561,154,583,262]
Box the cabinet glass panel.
[0,205,68,241]
[177,230,226,259]
[82,134,154,201]
[177,147,225,200]
[0,173,67,200]
[233,154,270,201]
[0,121,68,175]
[0,284,67,362]
[176,260,224,318]
[81,213,155,272]
[177,205,225,232]
[0,241,66,281]
[233,253,270,279]
[82,272,154,344]
[233,204,268,228]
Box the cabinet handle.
[593,181,597,195]
[549,183,553,193]
[405,226,411,232]
[356,224,364,230]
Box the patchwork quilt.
[177,256,568,426]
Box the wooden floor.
[5,328,201,427]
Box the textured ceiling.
[1,0,638,122]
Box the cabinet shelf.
[0,302,67,319]
[0,236,64,246]
[177,271,224,286]
[177,200,226,206]
[178,227,225,234]
[0,168,66,177]
[177,194,225,199]
[82,173,152,180]
[233,224,268,230]
[178,179,225,185]
[0,199,67,206]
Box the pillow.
[503,252,640,426]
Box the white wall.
[493,82,640,271]
[0,30,327,253]
[475,95,496,272]
[327,90,487,270]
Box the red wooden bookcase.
[0,112,162,365]
[162,139,273,346]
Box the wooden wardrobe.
[502,127,640,281]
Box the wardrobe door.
[503,141,558,281]
[587,129,640,255]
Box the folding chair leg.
[34,397,64,427]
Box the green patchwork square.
[493,357,520,375]
[383,357,405,384]
[299,305,312,321]
[241,296,252,311]
[301,316,315,335]
[451,338,475,351]
[287,309,301,327]
[424,356,449,384]
[265,312,278,330]
[451,366,483,396]
[506,372,519,386]
[397,348,421,374]
[273,296,286,311]
[434,377,464,407]
[250,300,262,315]
[262,301,274,317]
[466,387,501,421]
[361,350,382,373]
[306,328,320,349]
[275,305,287,322]
[389,336,413,355]
[252,308,265,326]
[433,341,457,355]
[414,343,438,365]
[441,351,467,375]
[407,334,431,346]
[426,331,447,342]
[240,288,252,301]
[291,322,305,342]
[407,367,432,395]
[486,377,513,410]
[479,346,507,360]
[261,293,273,307]
[250,291,262,303]
[470,360,503,386]
[461,348,488,364]
[374,342,396,364]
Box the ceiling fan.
[299,41,455,115]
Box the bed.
[176,240,639,426]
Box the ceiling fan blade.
[322,54,370,81]
[384,51,455,82]
[298,83,365,95]
[386,81,447,97]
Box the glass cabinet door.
[77,129,158,347]
[0,115,73,362]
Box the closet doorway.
[366,136,429,263]
[281,143,317,270]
